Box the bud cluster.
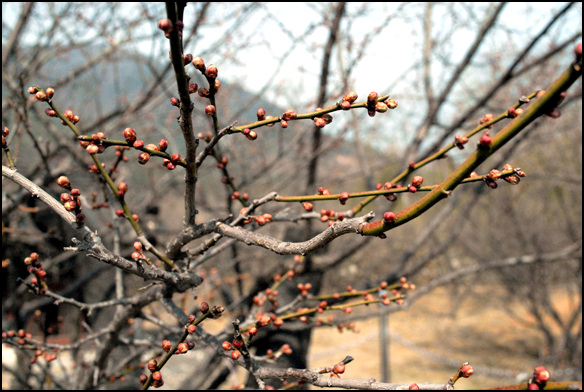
[57,176,85,224]
[2,126,9,150]
[483,164,525,189]
[22,252,48,295]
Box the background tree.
[2,2,582,390]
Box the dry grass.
[307,284,580,389]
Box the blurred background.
[2,2,582,389]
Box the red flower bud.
[314,117,326,128]
[375,102,388,113]
[344,91,358,103]
[533,366,550,384]
[411,176,423,187]
[158,139,168,151]
[386,99,398,109]
[205,105,216,116]
[157,19,173,34]
[479,132,492,148]
[383,211,396,223]
[340,100,352,110]
[460,364,474,378]
[257,108,266,120]
[64,110,74,120]
[205,64,218,79]
[170,97,180,107]
[35,91,47,101]
[189,81,198,94]
[338,192,349,205]
[138,152,150,164]
[57,176,71,189]
[123,128,137,143]
[192,56,205,70]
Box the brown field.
[306,285,580,390]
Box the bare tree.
[2,2,582,390]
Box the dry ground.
[306,284,580,389]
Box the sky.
[3,2,582,131]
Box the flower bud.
[411,176,423,187]
[383,211,396,223]
[35,91,47,101]
[314,117,326,128]
[386,99,398,109]
[256,108,266,120]
[45,87,54,99]
[533,366,550,384]
[454,135,468,149]
[575,42,582,61]
[157,19,173,34]
[338,192,349,205]
[205,105,216,116]
[282,109,297,121]
[123,128,137,143]
[189,81,198,94]
[158,139,168,151]
[375,102,388,113]
[478,132,492,148]
[170,97,180,107]
[344,91,358,103]
[192,56,205,70]
[367,91,378,103]
[340,100,352,110]
[460,364,474,378]
[57,176,71,189]
[63,200,77,211]
[205,64,218,79]
[138,152,150,164]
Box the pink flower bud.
[170,97,180,107]
[123,128,137,143]
[157,19,173,34]
[411,176,423,187]
[35,91,47,101]
[460,364,474,378]
[205,105,216,116]
[479,132,492,148]
[205,64,218,79]
[314,117,326,128]
[383,211,396,223]
[375,102,388,113]
[344,91,358,103]
[183,53,193,65]
[158,139,168,151]
[533,366,550,384]
[338,192,349,205]
[192,56,205,70]
[189,81,198,94]
[57,176,71,189]
[386,99,398,109]
[256,108,266,120]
